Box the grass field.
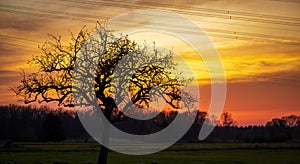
[1,142,300,164]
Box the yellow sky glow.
[0,0,299,125]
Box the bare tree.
[266,115,300,128]
[281,115,300,127]
[14,23,196,164]
[218,112,236,127]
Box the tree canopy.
[14,24,196,123]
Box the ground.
[0,142,299,164]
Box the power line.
[59,0,300,26]
[0,34,40,44]
[29,0,300,32]
[0,4,104,23]
[61,0,300,21]
[2,1,300,33]
[104,20,300,45]
[203,28,300,41]
[0,41,37,50]
[3,1,299,42]
[0,3,299,45]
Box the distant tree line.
[189,113,300,143]
[0,104,299,143]
[0,104,88,142]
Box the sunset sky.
[0,0,299,126]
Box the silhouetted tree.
[14,24,196,164]
[266,115,300,128]
[266,118,286,128]
[218,112,236,127]
[282,115,300,127]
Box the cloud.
[0,70,21,85]
[227,67,300,86]
[0,42,15,54]
[0,69,19,75]
[0,44,34,70]
[0,14,48,31]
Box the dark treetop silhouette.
[14,23,196,164]
[218,112,237,127]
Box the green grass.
[0,142,299,164]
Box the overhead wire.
[60,0,300,26]
[0,3,299,45]
[0,41,37,50]
[1,0,299,44]
[0,34,40,44]
[29,0,300,32]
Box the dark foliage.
[1,104,299,143]
[43,113,64,141]
[0,104,88,141]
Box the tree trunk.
[97,121,110,164]
[97,102,114,164]
[97,145,109,164]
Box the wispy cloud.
[0,15,47,31]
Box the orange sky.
[0,0,299,126]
